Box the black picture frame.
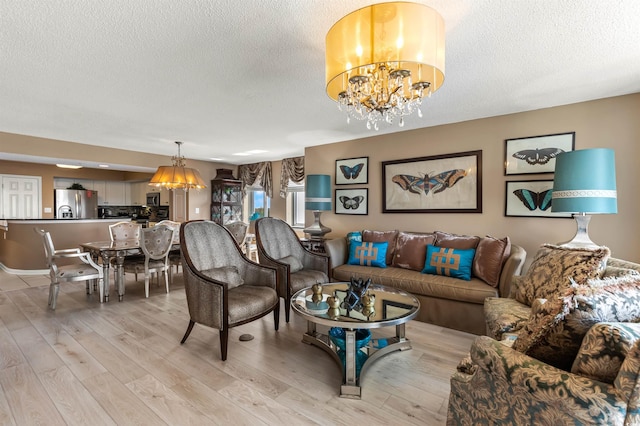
[335,156,369,185]
[505,179,572,218]
[382,150,482,213]
[504,132,575,175]
[335,188,368,215]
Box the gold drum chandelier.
[326,2,445,130]
[149,141,207,191]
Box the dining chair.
[255,217,330,322]
[180,220,279,361]
[108,221,142,241]
[109,220,143,280]
[156,219,181,283]
[122,224,175,298]
[35,228,104,309]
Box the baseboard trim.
[0,263,48,276]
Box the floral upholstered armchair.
[449,244,640,425]
[448,322,640,425]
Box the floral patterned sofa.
[448,244,640,424]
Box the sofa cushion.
[332,264,498,304]
[484,297,532,341]
[571,322,640,384]
[514,274,640,371]
[362,230,398,265]
[473,236,512,287]
[201,266,244,289]
[348,241,388,268]
[434,231,480,249]
[423,245,475,281]
[512,244,610,306]
[392,231,436,271]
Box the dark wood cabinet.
[210,169,243,225]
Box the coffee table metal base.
[302,321,412,399]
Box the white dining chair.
[35,228,104,309]
[122,224,175,298]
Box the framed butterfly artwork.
[335,188,368,215]
[335,156,368,185]
[382,150,482,213]
[504,132,575,175]
[505,180,572,218]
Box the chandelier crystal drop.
[326,2,445,130]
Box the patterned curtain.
[279,156,305,198]
[237,161,273,198]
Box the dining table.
[80,239,179,302]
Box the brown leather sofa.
[325,230,526,335]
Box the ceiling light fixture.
[149,141,207,191]
[326,2,445,130]
[56,163,82,169]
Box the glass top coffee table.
[291,282,420,399]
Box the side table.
[300,237,326,254]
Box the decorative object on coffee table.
[342,277,371,311]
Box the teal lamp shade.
[552,148,617,248]
[305,174,332,211]
[304,174,332,238]
[551,148,617,214]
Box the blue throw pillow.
[348,241,387,268]
[422,244,475,281]
[346,231,362,250]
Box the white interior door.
[173,190,187,222]
[1,175,42,219]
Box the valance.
[279,156,305,198]
[238,162,273,198]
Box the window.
[246,186,270,221]
[287,181,305,228]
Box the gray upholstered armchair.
[179,220,279,361]
[255,217,330,322]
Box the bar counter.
[0,218,129,272]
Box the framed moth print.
[335,156,368,185]
[335,188,368,215]
[504,132,575,175]
[382,150,482,213]
[505,180,572,218]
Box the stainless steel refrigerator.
[54,189,99,219]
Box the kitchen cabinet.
[130,182,149,205]
[88,181,106,204]
[53,178,77,189]
[105,181,127,205]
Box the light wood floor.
[0,268,475,425]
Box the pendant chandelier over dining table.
[325,2,445,130]
[149,141,207,190]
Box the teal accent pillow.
[348,241,387,268]
[422,244,475,281]
[346,231,362,250]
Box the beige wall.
[2,94,639,263]
[304,93,640,264]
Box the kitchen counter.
[0,218,130,273]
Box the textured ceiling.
[1,1,639,169]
